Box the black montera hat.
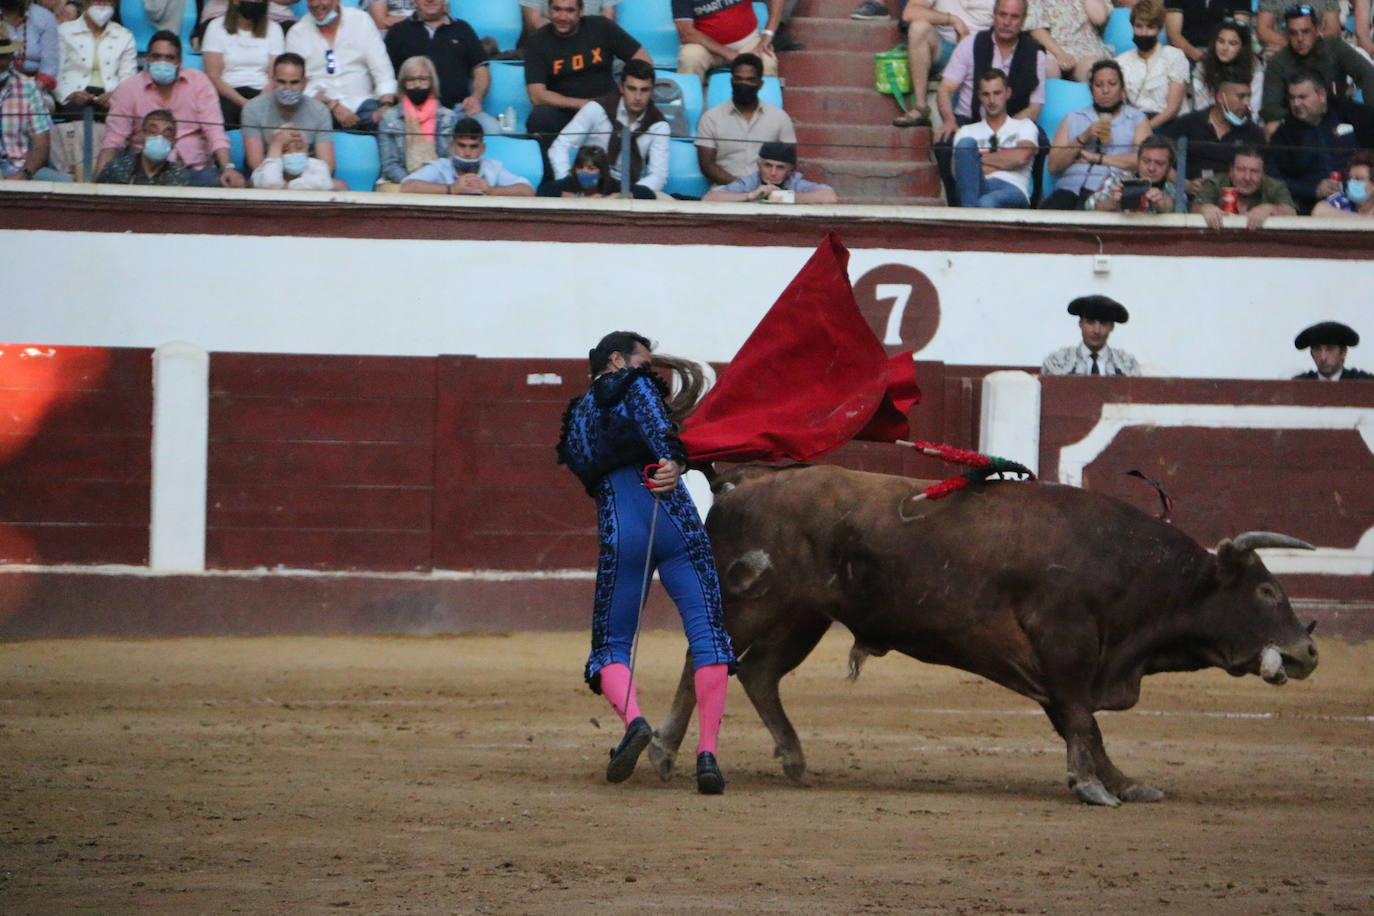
[1067,295,1129,323]
[1294,321,1359,349]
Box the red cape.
[680,233,921,463]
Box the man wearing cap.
[703,140,837,203]
[0,23,70,181]
[1041,295,1141,376]
[1293,322,1374,380]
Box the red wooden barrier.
[0,345,151,564]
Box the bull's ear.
[1214,538,1247,586]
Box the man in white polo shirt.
[950,68,1037,207]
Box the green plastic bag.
[874,45,913,112]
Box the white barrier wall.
[7,229,1371,380]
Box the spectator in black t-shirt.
[523,0,649,160]
[1157,67,1262,187]
[385,0,491,121]
[1163,0,1248,65]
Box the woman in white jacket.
[55,0,134,118]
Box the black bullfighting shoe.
[696,751,725,795]
[606,716,653,783]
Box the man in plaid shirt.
[0,24,69,181]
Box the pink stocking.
[694,663,729,755]
[599,663,642,726]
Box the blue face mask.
[575,171,599,189]
[282,152,309,175]
[311,8,338,26]
[143,134,173,162]
[453,155,482,174]
[1221,103,1249,126]
[148,60,178,85]
[1346,178,1371,204]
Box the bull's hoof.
[1118,784,1165,803]
[1073,781,1122,807]
[647,738,675,781]
[773,746,807,784]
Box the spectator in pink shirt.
[95,30,246,187]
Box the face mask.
[148,61,178,85]
[311,8,338,26]
[238,0,266,18]
[453,155,482,173]
[1347,179,1371,204]
[143,134,173,162]
[575,170,598,189]
[731,82,760,107]
[1133,33,1158,52]
[1093,99,1123,115]
[282,151,309,174]
[404,86,430,106]
[276,87,303,107]
[1221,103,1249,126]
[86,5,115,26]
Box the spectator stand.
[333,129,381,190]
[664,138,708,198]
[653,70,704,138]
[227,129,245,172]
[620,0,679,67]
[1035,78,1092,201]
[483,135,544,188]
[485,61,533,134]
[460,1,521,52]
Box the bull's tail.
[847,643,872,681]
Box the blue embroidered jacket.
[557,366,689,494]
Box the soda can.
[1221,187,1239,214]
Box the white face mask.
[87,4,115,26]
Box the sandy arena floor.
[1,631,1370,915]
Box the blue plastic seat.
[664,138,708,198]
[180,0,198,48]
[1103,6,1169,55]
[332,130,381,190]
[181,51,204,71]
[1036,79,1091,200]
[484,61,533,133]
[484,135,545,187]
[617,0,679,67]
[119,0,156,52]
[226,128,245,171]
[753,2,768,27]
[654,70,704,135]
[461,1,522,52]
[1036,77,1091,137]
[705,72,782,109]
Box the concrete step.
[780,48,895,87]
[786,16,900,52]
[795,123,935,162]
[808,156,943,200]
[793,0,897,19]
[784,86,914,125]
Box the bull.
[648,464,1319,806]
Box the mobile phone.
[1120,178,1151,211]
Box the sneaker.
[850,0,891,19]
[696,751,725,795]
[605,716,653,784]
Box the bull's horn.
[1230,532,1315,552]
